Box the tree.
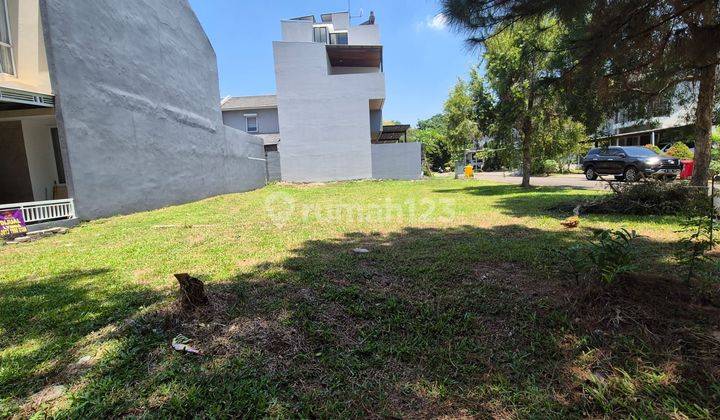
[483,17,564,187]
[442,0,720,186]
[444,79,479,154]
[408,125,452,171]
[469,66,496,134]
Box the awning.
[326,45,382,67]
[377,124,410,143]
[593,123,693,141]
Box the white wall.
[21,118,58,201]
[273,41,385,182]
[371,143,422,180]
[223,108,279,134]
[349,25,380,45]
[281,20,313,42]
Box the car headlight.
[646,157,660,165]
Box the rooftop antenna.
[348,0,364,20]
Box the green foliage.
[584,180,711,216]
[408,122,452,172]
[665,142,694,159]
[542,159,560,174]
[482,18,586,176]
[444,79,478,153]
[674,216,718,287]
[556,229,640,285]
[644,144,663,154]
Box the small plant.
[675,216,718,286]
[665,142,694,159]
[555,228,640,285]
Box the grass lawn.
[1,178,718,418]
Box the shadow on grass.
[0,268,164,408]
[434,184,605,218]
[30,225,719,418]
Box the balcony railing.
[0,199,76,225]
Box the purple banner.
[0,209,28,239]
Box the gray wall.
[265,150,281,182]
[370,109,383,134]
[371,143,422,180]
[40,0,265,219]
[223,108,279,134]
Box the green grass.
[1,178,717,418]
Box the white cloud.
[426,13,448,31]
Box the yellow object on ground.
[464,165,474,178]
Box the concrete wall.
[371,142,422,180]
[265,149,281,182]
[1,0,52,94]
[40,0,265,219]
[273,40,385,182]
[349,25,380,45]
[222,107,279,134]
[21,117,58,201]
[281,19,313,42]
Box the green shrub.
[542,159,560,174]
[583,180,710,216]
[666,142,694,159]
[644,144,662,154]
[555,229,640,285]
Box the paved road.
[473,172,610,191]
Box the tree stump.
[174,273,209,308]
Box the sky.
[188,0,478,126]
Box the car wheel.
[585,167,598,180]
[624,166,641,182]
[666,175,677,182]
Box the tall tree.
[444,79,480,153]
[442,0,720,186]
[483,17,563,187]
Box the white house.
[222,11,422,183]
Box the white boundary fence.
[0,199,76,224]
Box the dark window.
[587,148,600,156]
[313,27,327,43]
[264,144,278,152]
[329,32,348,45]
[50,128,66,184]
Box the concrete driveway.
[474,171,610,191]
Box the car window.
[599,147,618,156]
[587,148,600,156]
[623,146,658,157]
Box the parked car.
[582,146,682,181]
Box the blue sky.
[188,0,477,126]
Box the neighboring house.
[221,95,282,181]
[222,11,422,183]
[0,0,266,225]
[594,86,696,148]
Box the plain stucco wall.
[40,0,265,219]
[222,108,279,134]
[281,20,313,42]
[273,41,385,182]
[21,118,58,201]
[265,150,281,181]
[349,25,380,45]
[371,142,422,180]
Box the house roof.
[221,95,277,111]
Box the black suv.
[582,146,682,182]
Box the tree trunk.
[691,63,717,187]
[521,116,532,188]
